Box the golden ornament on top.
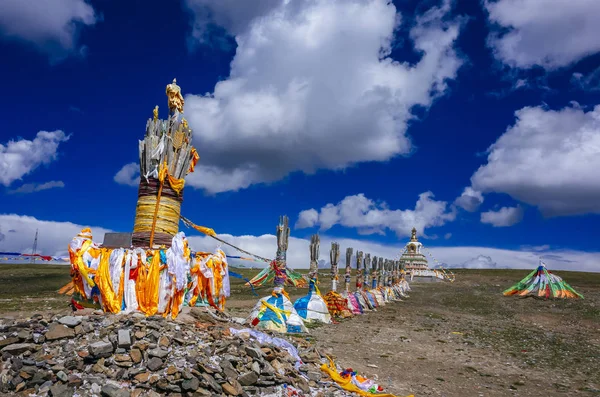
[153,105,159,121]
[166,78,185,114]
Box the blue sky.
[1,0,599,271]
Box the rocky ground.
[0,307,354,397]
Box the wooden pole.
[309,234,320,282]
[364,254,371,290]
[148,177,165,248]
[355,250,363,292]
[370,256,377,289]
[274,216,290,289]
[330,242,340,292]
[345,247,354,294]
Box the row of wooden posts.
[320,236,406,293]
[273,216,406,291]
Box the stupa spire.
[410,227,418,242]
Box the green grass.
[0,263,72,312]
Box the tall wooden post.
[364,254,371,290]
[309,234,320,281]
[355,250,363,292]
[273,216,290,289]
[378,257,384,287]
[330,242,340,292]
[132,79,196,248]
[345,247,353,294]
[383,260,389,287]
[370,256,377,289]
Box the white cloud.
[0,130,70,187]
[183,0,282,43]
[114,163,140,187]
[0,214,111,257]
[8,181,65,194]
[571,66,600,92]
[471,104,600,217]
[454,187,484,212]
[295,209,319,229]
[295,192,456,238]
[1,213,599,272]
[485,0,600,69]
[0,0,98,60]
[444,233,452,240]
[453,254,501,269]
[480,205,524,227]
[183,0,464,193]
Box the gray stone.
[30,371,49,385]
[49,382,73,397]
[245,346,263,360]
[262,361,275,375]
[147,357,163,371]
[0,343,35,355]
[102,384,130,397]
[0,337,20,348]
[89,341,114,358]
[201,373,222,393]
[148,348,168,359]
[58,316,82,328]
[295,376,311,393]
[56,370,68,382]
[16,330,31,341]
[251,361,261,375]
[45,324,75,341]
[182,377,200,391]
[307,371,322,382]
[238,371,259,386]
[118,329,131,349]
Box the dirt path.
[310,280,600,397]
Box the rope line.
[180,215,272,263]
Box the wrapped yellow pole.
[132,79,199,248]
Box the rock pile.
[0,308,351,397]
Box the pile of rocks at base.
[0,308,353,397]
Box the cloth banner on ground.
[248,287,308,334]
[503,263,583,299]
[320,356,412,397]
[293,279,332,324]
[324,290,353,318]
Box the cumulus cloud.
[183,0,464,193]
[295,209,319,229]
[0,131,70,187]
[295,192,456,238]
[480,206,524,227]
[485,0,600,69]
[114,163,140,187]
[571,67,600,92]
[1,213,598,272]
[0,214,111,257]
[183,0,282,43]
[450,254,500,269]
[8,181,65,194]
[0,0,98,61]
[471,104,600,217]
[454,187,484,212]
